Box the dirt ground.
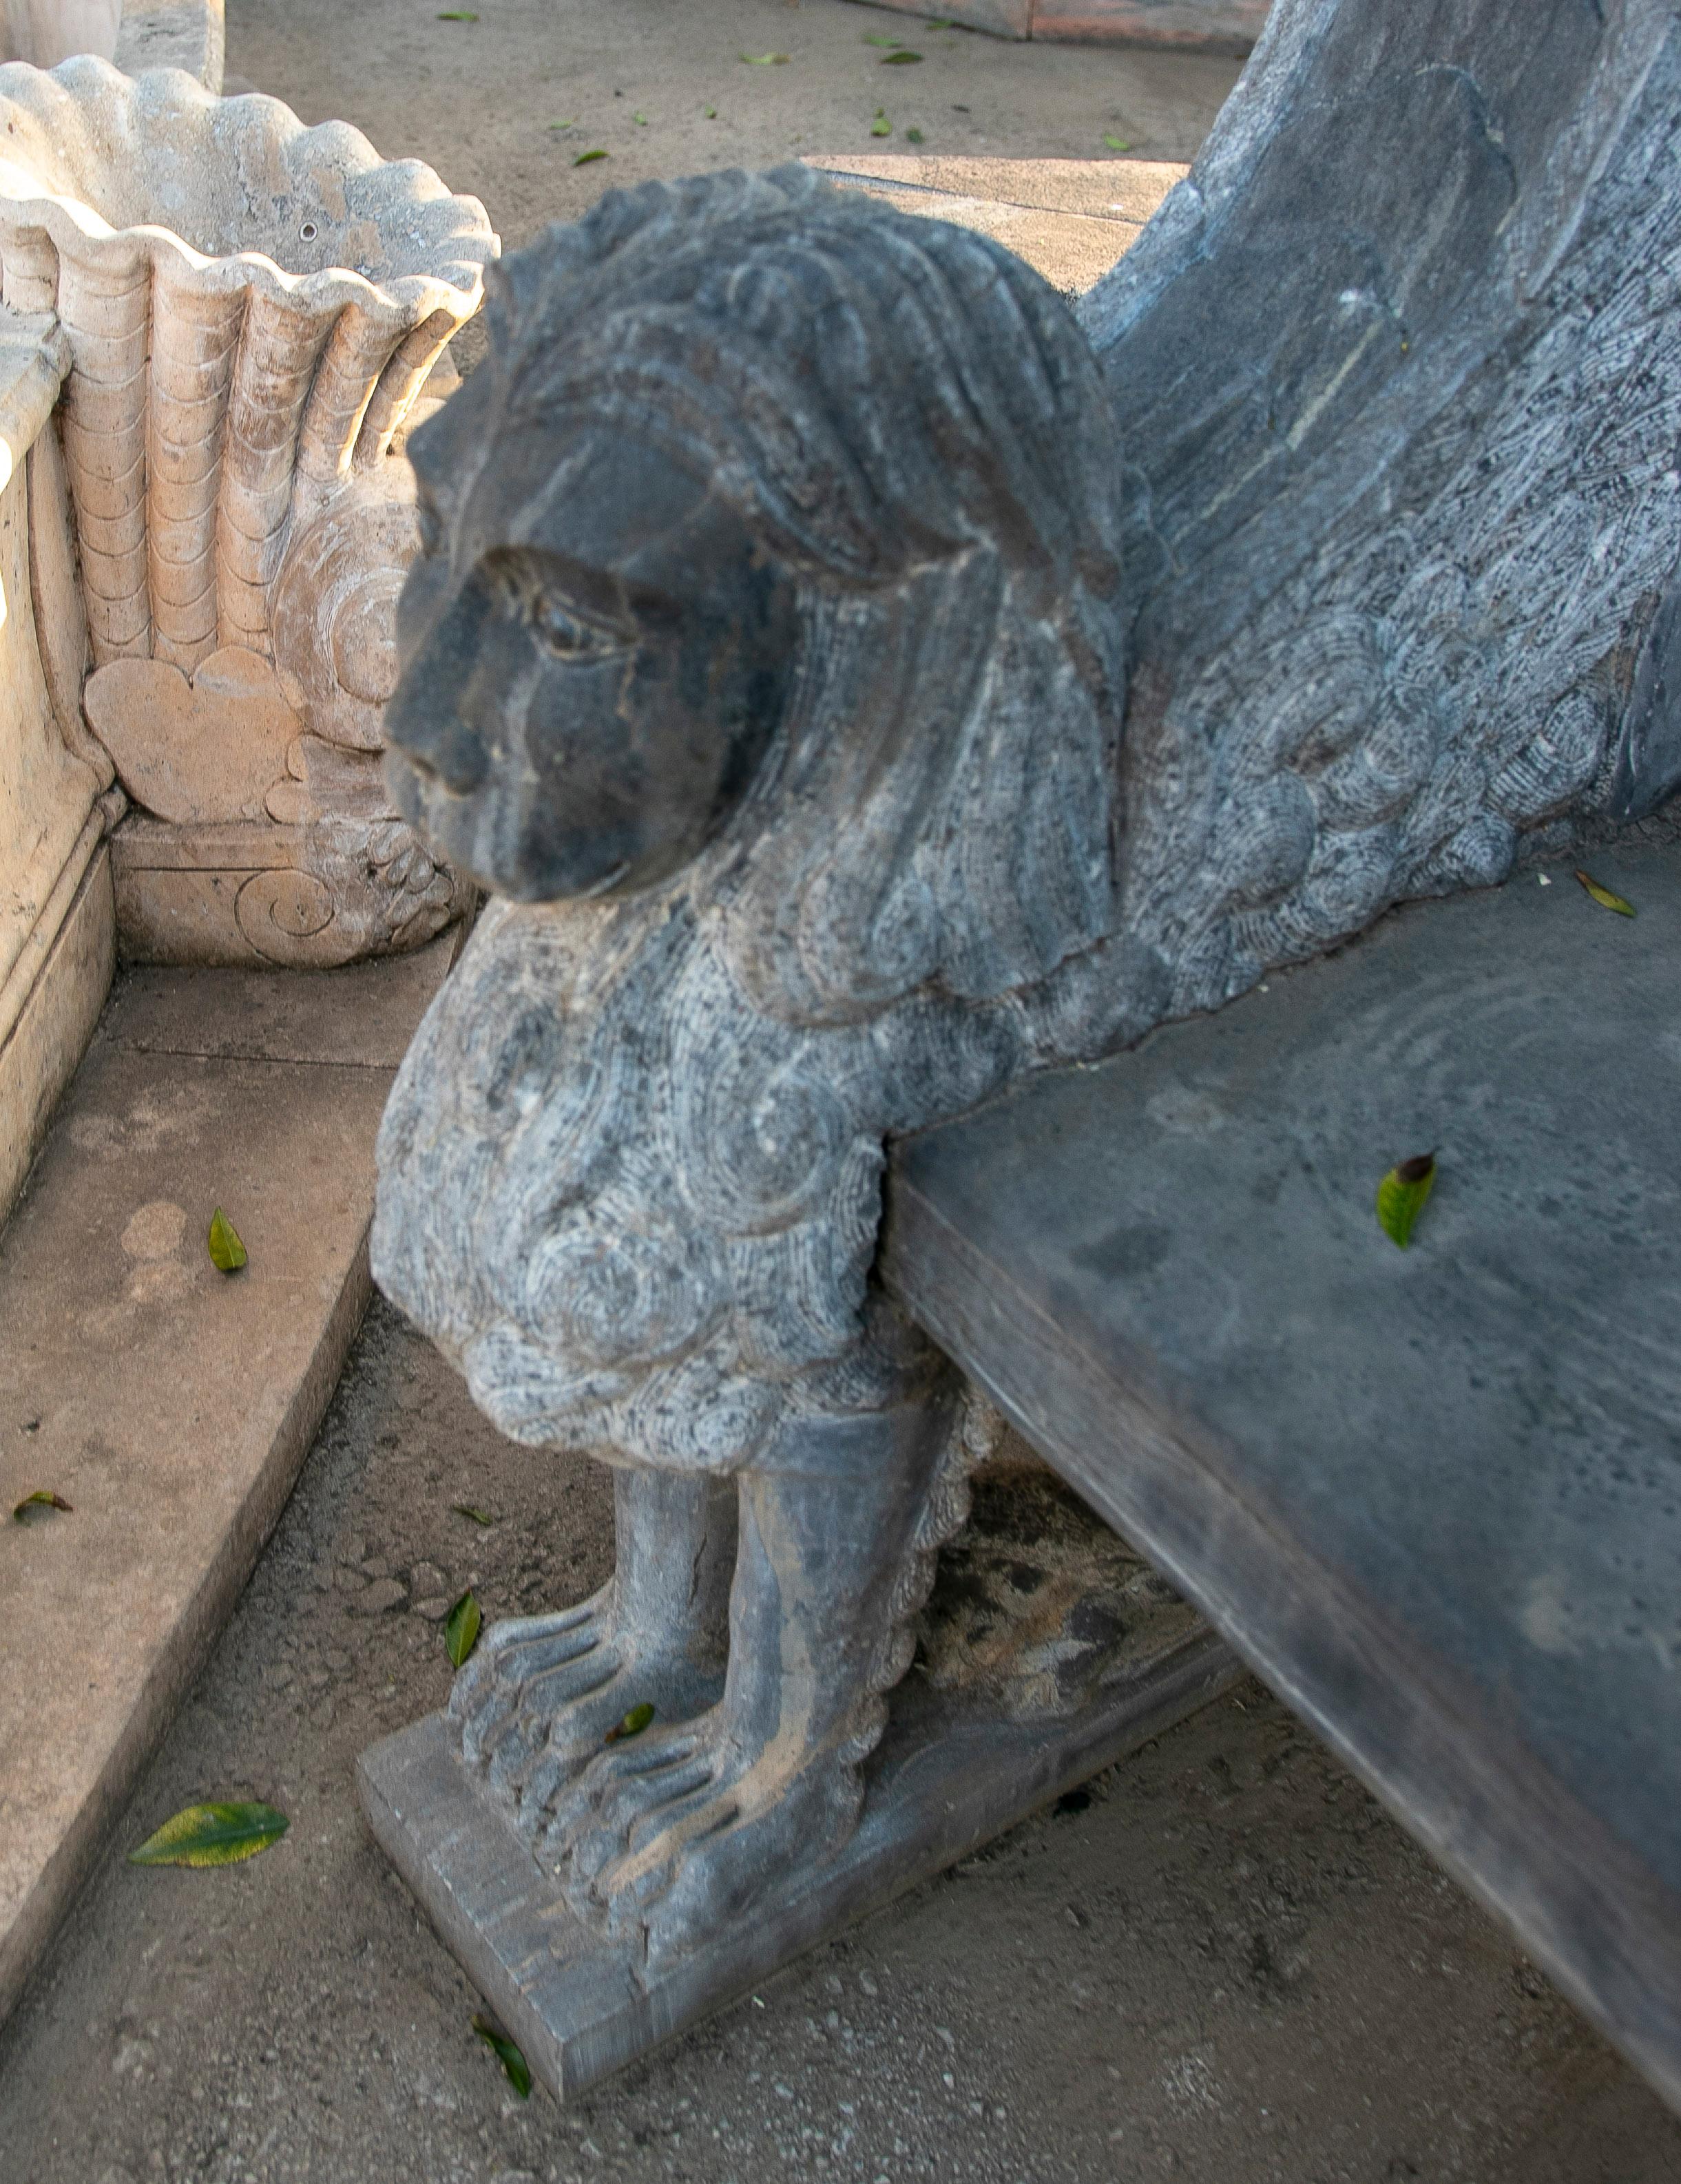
[1,1301,1678,2183]
[220,0,1243,389]
[3,5,1681,2178]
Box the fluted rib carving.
[56,235,150,662]
[216,288,332,656]
[355,308,457,468]
[293,301,402,527]
[147,256,242,671]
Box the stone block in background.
[804,153,1188,295]
[859,0,1266,49]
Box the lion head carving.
[375,168,1127,1469]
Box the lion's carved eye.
[534,596,624,660]
[482,548,630,661]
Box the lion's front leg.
[450,1464,737,1823]
[542,1386,961,1969]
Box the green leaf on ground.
[870,107,891,136]
[547,118,575,131]
[862,30,903,42]
[573,148,609,165]
[605,1701,656,1745]
[437,10,478,17]
[207,1208,247,1274]
[881,50,923,63]
[632,110,648,125]
[129,1801,289,1867]
[12,1489,71,1521]
[1103,133,1132,151]
[1574,868,1635,917]
[445,1589,482,1668]
[704,105,718,117]
[451,1503,495,1526]
[472,2015,532,2099]
[1376,1151,1437,1250]
[740,52,790,65]
[906,127,925,143]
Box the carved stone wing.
[1062,0,1681,1046]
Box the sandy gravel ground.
[1,1303,1678,2182]
[3,7,1680,2178]
[220,0,1244,375]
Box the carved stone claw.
[450,1468,737,1817]
[448,1593,609,1777]
[547,1711,859,1971]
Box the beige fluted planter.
[0,58,495,971]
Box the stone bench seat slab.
[883,839,1681,2111]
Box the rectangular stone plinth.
[0,934,455,2028]
[359,1628,1237,2102]
[854,0,1264,45]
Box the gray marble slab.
[359,1626,1236,2101]
[884,839,1681,2112]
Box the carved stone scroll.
[364,0,1681,2091]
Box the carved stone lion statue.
[374,47,1681,1968]
[372,165,1128,1968]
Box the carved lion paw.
[543,1712,860,1969]
[449,1594,724,1816]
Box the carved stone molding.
[0,58,493,965]
[366,0,1681,2075]
[0,308,107,1223]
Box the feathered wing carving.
[1044,0,1681,1057]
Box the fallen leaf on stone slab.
[1104,133,1132,151]
[451,1503,495,1526]
[547,118,575,131]
[907,127,925,143]
[207,1208,247,1274]
[573,148,609,165]
[704,104,718,116]
[871,107,891,136]
[1574,869,1635,916]
[632,110,648,125]
[129,1801,289,1867]
[437,10,478,17]
[12,1489,71,1521]
[881,50,923,63]
[1376,1151,1437,1250]
[445,1588,482,1668]
[472,2015,531,2099]
[605,1701,656,1744]
[862,30,903,41]
[740,52,791,64]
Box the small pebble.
[347,1577,408,1616]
